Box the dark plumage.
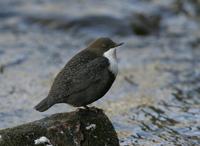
[34,37,123,112]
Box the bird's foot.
[83,106,103,113]
[77,106,103,113]
[76,106,91,112]
[84,105,90,110]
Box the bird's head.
[87,37,124,56]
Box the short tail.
[34,97,53,112]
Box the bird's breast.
[103,49,118,76]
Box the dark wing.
[47,56,109,102]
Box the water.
[0,0,200,145]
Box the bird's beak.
[113,42,124,48]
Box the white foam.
[34,136,52,146]
[86,124,96,130]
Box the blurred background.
[0,0,200,145]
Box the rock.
[0,108,119,146]
[129,12,161,36]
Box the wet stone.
[129,12,161,36]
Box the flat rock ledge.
[0,108,119,146]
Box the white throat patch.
[103,49,118,75]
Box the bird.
[34,37,123,112]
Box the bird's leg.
[76,106,89,112]
[83,105,102,113]
[83,106,103,113]
[84,105,90,110]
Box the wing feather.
[47,56,109,102]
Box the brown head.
[86,37,123,56]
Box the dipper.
[34,37,123,112]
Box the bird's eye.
[102,43,106,48]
